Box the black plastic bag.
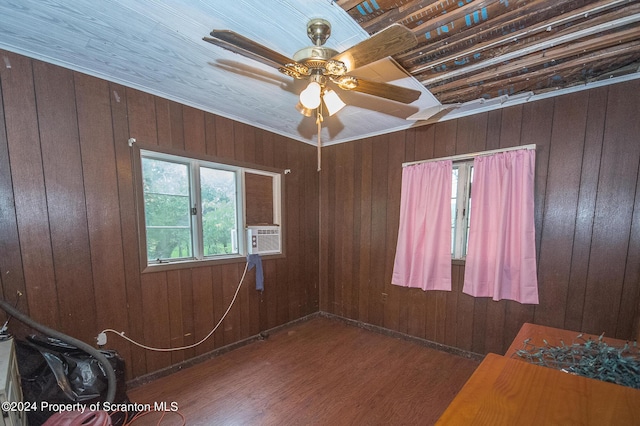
[16,335,131,426]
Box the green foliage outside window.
[142,157,238,262]
[200,167,237,256]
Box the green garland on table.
[514,333,640,389]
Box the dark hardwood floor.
[126,316,480,425]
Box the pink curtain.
[463,149,538,304]
[392,160,452,291]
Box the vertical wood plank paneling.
[261,130,275,168]
[319,144,331,312]
[33,62,96,342]
[284,139,302,320]
[192,266,215,356]
[384,135,404,333]
[357,141,372,324]
[275,257,289,326]
[535,92,589,329]
[445,265,460,347]
[304,136,320,316]
[155,98,173,149]
[323,145,336,313]
[215,116,235,159]
[112,84,147,379]
[140,272,172,371]
[79,73,153,371]
[166,270,185,365]
[169,101,184,150]
[210,265,225,349]
[237,261,252,339]
[333,143,347,317]
[273,136,291,327]
[582,81,640,337]
[156,99,184,150]
[350,142,363,321]
[221,263,241,344]
[127,89,158,145]
[179,269,195,361]
[183,106,206,155]
[564,88,607,332]
[368,135,390,327]
[0,71,30,331]
[1,52,59,328]
[76,73,135,371]
[264,260,278,329]
[622,162,640,340]
[205,113,217,156]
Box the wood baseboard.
[127,310,482,388]
[319,311,484,362]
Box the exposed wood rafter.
[339,0,640,105]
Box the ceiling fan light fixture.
[322,89,345,116]
[299,81,322,109]
[295,101,314,117]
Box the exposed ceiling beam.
[399,0,577,61]
[431,38,640,99]
[436,48,640,103]
[408,0,633,75]
[421,14,640,86]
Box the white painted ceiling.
[0,0,440,145]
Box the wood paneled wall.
[320,79,640,355]
[2,48,639,382]
[0,51,319,380]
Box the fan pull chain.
[316,106,323,172]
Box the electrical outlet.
[97,332,107,346]
[381,292,388,303]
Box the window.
[451,162,473,259]
[137,149,282,269]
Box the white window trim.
[452,162,472,260]
[131,143,284,273]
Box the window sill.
[452,258,466,266]
[141,252,285,273]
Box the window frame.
[452,161,473,261]
[132,143,285,273]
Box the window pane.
[142,158,192,261]
[464,166,474,256]
[451,168,458,255]
[200,167,238,256]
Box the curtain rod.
[402,144,536,168]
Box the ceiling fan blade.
[203,37,281,69]
[348,78,422,104]
[205,30,295,68]
[331,24,417,72]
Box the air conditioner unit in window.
[247,226,281,255]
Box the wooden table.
[505,322,630,359]
[436,353,640,425]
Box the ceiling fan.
[203,19,421,116]
[203,19,420,170]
